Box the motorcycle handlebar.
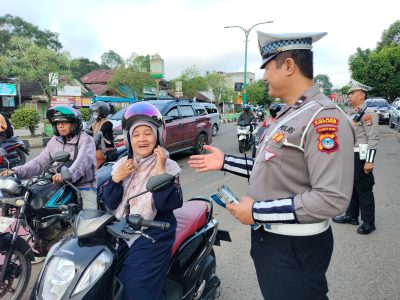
[128,214,171,231]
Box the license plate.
[0,216,15,232]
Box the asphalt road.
[22,122,400,299]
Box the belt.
[261,220,330,236]
[354,147,359,152]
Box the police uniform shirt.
[222,84,355,224]
[349,104,379,163]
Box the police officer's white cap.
[347,79,372,93]
[257,31,327,69]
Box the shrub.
[11,106,40,136]
[78,107,90,121]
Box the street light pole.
[225,21,273,105]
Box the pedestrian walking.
[188,31,355,300]
[333,79,379,234]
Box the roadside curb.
[221,118,238,124]
[21,137,52,149]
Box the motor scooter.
[237,120,257,153]
[0,136,30,170]
[31,173,231,300]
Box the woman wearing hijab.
[102,102,182,300]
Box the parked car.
[111,99,212,155]
[366,98,390,124]
[202,102,220,136]
[388,98,400,131]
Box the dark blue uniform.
[103,178,182,300]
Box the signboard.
[51,96,92,107]
[150,54,164,79]
[49,73,59,87]
[57,85,81,96]
[175,81,182,92]
[175,91,183,98]
[2,96,16,107]
[0,83,16,96]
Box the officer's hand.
[226,196,255,225]
[364,162,374,174]
[52,173,63,184]
[154,146,167,174]
[112,159,134,183]
[188,145,224,172]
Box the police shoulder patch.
[317,127,339,154]
[363,114,373,126]
[313,117,339,127]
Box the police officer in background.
[189,31,355,299]
[333,79,379,235]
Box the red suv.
[112,99,212,154]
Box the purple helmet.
[122,102,166,146]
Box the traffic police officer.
[188,31,355,300]
[333,79,379,234]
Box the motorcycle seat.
[172,200,207,255]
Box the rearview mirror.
[0,148,7,157]
[60,166,72,181]
[146,173,175,192]
[53,151,70,163]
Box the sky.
[2,0,399,88]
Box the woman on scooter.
[0,105,97,209]
[102,101,182,300]
[87,101,117,168]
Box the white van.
[202,103,220,136]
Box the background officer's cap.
[347,79,372,94]
[257,31,327,69]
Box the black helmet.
[46,105,83,136]
[89,101,110,119]
[243,104,250,112]
[269,104,282,118]
[108,103,116,115]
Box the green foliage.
[0,14,62,52]
[11,106,40,136]
[126,54,151,72]
[349,45,400,100]
[100,50,124,69]
[78,107,90,121]
[314,74,333,95]
[205,72,226,106]
[70,58,101,79]
[108,67,155,99]
[175,66,208,98]
[377,20,400,50]
[0,36,72,100]
[221,88,238,103]
[247,80,274,106]
[340,85,350,95]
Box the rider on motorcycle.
[261,103,282,128]
[87,101,116,168]
[102,102,183,300]
[238,104,257,132]
[0,105,97,209]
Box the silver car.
[202,103,220,136]
[389,98,400,131]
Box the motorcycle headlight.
[41,257,75,300]
[72,250,112,296]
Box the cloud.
[2,0,399,89]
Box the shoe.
[357,223,376,235]
[32,256,46,264]
[332,215,359,225]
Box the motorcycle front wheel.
[15,149,26,165]
[0,249,31,300]
[238,140,246,153]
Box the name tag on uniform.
[359,144,368,160]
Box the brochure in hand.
[211,185,261,230]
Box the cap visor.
[259,53,279,69]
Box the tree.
[175,66,208,98]
[126,53,151,72]
[221,88,238,104]
[377,20,400,50]
[349,45,400,100]
[0,37,72,101]
[314,74,333,95]
[108,67,155,99]
[100,50,124,69]
[247,80,274,106]
[0,14,62,52]
[205,72,226,106]
[70,57,101,79]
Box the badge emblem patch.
[264,149,277,161]
[317,132,338,154]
